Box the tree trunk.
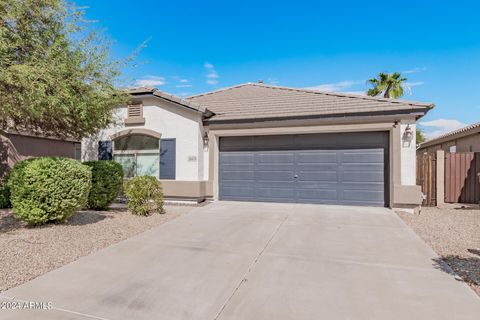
[383,84,392,98]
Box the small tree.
[416,127,426,144]
[0,0,130,139]
[367,72,407,99]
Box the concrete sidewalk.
[1,202,479,319]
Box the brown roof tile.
[419,121,480,148]
[187,83,434,122]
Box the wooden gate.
[445,152,480,203]
[416,153,437,206]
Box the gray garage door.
[219,132,389,206]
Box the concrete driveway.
[1,202,479,320]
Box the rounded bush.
[83,161,123,210]
[9,157,92,225]
[0,158,36,209]
[0,172,11,209]
[124,176,164,216]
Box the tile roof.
[419,121,480,148]
[187,83,434,122]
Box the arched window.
[114,134,159,151]
[113,134,160,178]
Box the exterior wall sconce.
[403,125,414,142]
[203,133,209,146]
[402,124,414,148]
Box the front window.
[114,135,159,151]
[113,134,160,178]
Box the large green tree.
[0,0,129,139]
[367,72,407,99]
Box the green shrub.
[124,176,164,216]
[83,161,123,210]
[0,171,11,209]
[9,157,92,225]
[0,158,36,209]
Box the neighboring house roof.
[187,83,434,123]
[419,121,480,149]
[128,87,215,118]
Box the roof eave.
[204,109,430,125]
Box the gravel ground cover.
[0,205,194,292]
[397,205,480,296]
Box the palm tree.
[367,72,407,99]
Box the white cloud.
[134,75,165,88]
[204,62,219,85]
[406,81,424,87]
[402,67,427,74]
[267,78,279,85]
[206,79,219,85]
[305,80,360,92]
[404,81,425,95]
[176,84,192,88]
[179,79,189,83]
[207,73,219,79]
[419,118,467,139]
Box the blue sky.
[78,0,480,138]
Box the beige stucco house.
[82,83,434,208]
[417,121,480,154]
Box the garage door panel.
[343,190,385,202]
[256,187,296,199]
[342,163,384,171]
[342,182,384,193]
[296,152,338,163]
[221,171,255,180]
[257,153,294,163]
[256,171,295,181]
[297,171,338,182]
[255,164,296,172]
[220,152,254,164]
[220,163,255,171]
[297,163,339,171]
[296,181,341,189]
[297,188,338,201]
[220,186,255,198]
[342,171,384,183]
[341,151,384,163]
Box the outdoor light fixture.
[403,125,414,142]
[203,133,209,145]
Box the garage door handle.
[294,174,298,178]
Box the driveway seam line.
[213,213,289,320]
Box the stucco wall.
[1,134,80,178]
[400,121,416,185]
[82,97,206,181]
[8,134,79,159]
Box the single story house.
[417,121,480,154]
[82,83,434,208]
[0,130,81,178]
